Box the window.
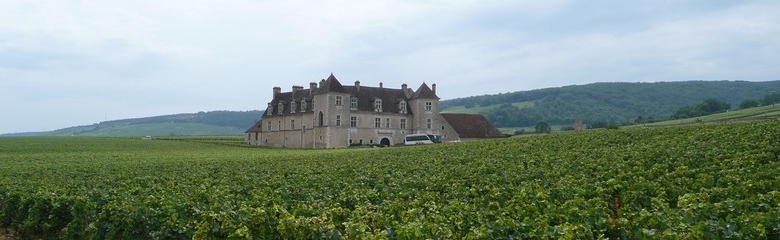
[350,116,357,127]
[386,118,390,128]
[399,101,407,113]
[351,97,358,109]
[400,119,407,129]
[267,121,271,131]
[425,101,432,111]
[291,119,295,129]
[335,96,343,106]
[267,103,273,115]
[374,98,382,112]
[336,115,341,126]
[426,119,432,129]
[301,99,307,112]
[375,118,381,128]
[279,121,282,130]
[278,102,285,114]
[290,101,297,113]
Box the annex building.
[245,74,463,148]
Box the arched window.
[318,112,324,126]
[278,102,285,114]
[301,99,308,112]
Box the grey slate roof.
[342,85,410,113]
[317,73,348,94]
[412,83,439,99]
[245,120,262,133]
[264,74,437,116]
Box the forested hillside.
[440,80,780,127]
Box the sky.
[1,0,779,134]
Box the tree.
[759,92,780,106]
[739,99,759,109]
[535,121,551,133]
[671,98,730,119]
[698,98,730,113]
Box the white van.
[404,134,434,145]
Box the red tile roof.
[442,113,504,138]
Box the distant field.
[441,101,533,114]
[1,121,779,239]
[633,104,780,127]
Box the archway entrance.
[380,138,391,146]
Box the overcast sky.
[1,0,779,134]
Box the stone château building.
[245,74,460,148]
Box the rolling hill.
[440,80,780,127]
[2,110,264,137]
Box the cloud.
[1,0,779,133]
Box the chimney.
[432,83,437,94]
[273,87,281,97]
[319,79,325,88]
[355,81,361,91]
[309,82,317,94]
[292,85,303,93]
[401,83,407,92]
[379,82,383,89]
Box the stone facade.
[245,74,460,148]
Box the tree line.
[440,81,780,127]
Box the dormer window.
[290,101,297,113]
[278,102,285,114]
[374,98,382,112]
[399,101,407,114]
[267,103,273,116]
[350,97,358,109]
[300,98,308,112]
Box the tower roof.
[412,82,439,99]
[317,73,348,94]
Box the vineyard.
[1,121,779,239]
